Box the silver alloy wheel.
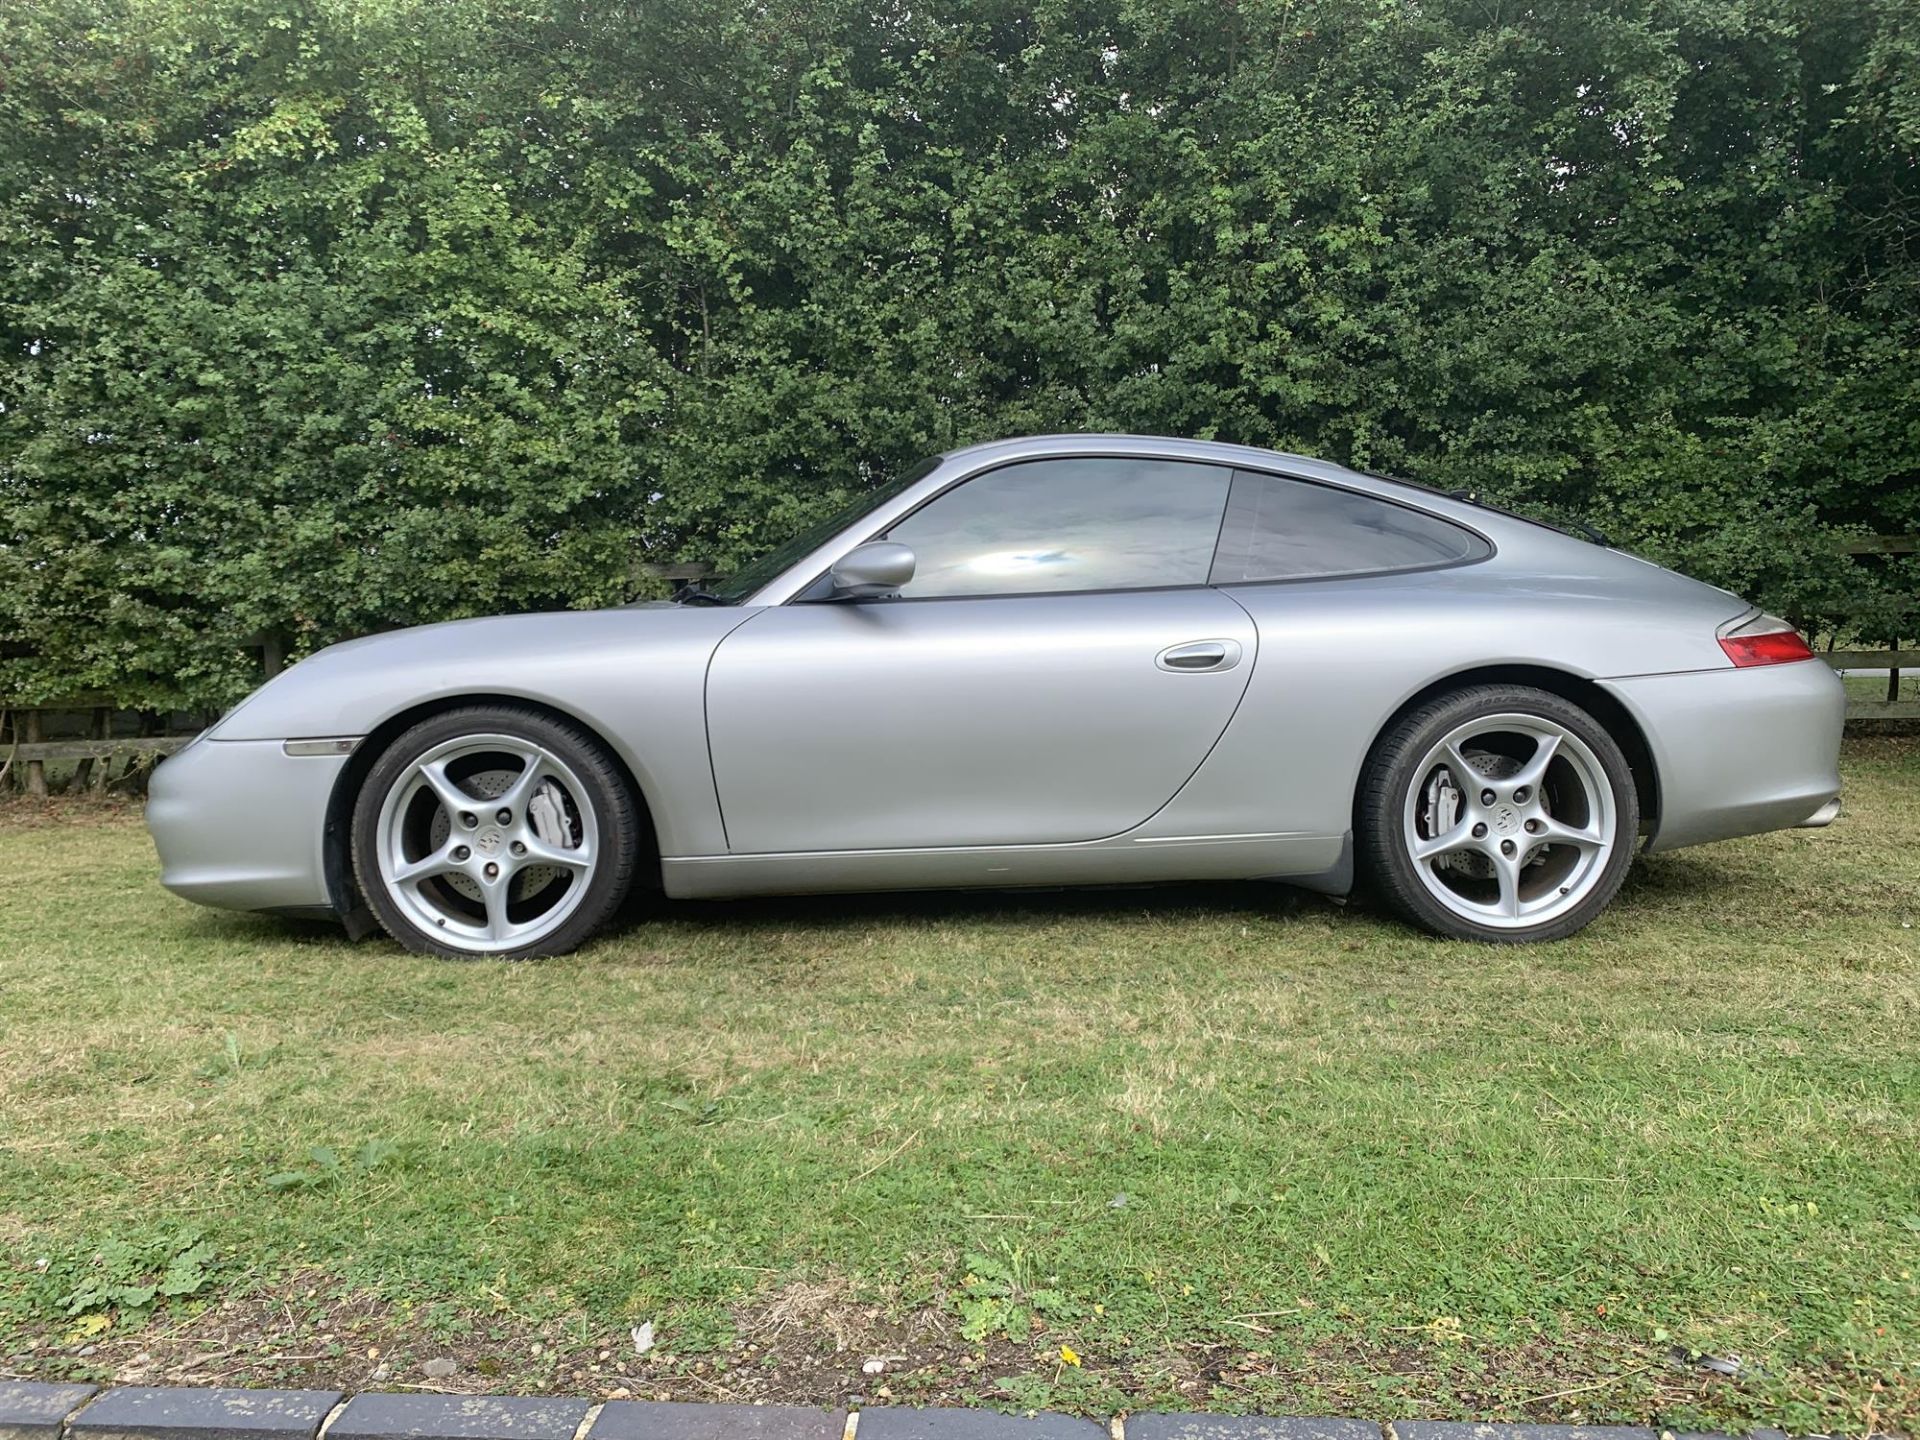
[1399,712,1616,930]
[373,732,600,954]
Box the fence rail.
[12,737,195,763]
[1827,648,1920,669]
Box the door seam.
[1109,587,1266,841]
[702,606,778,853]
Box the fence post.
[24,710,47,798]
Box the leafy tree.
[3,0,1915,710]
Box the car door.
[704,456,1258,854]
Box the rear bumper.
[1600,661,1845,852]
[146,737,346,911]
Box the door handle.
[1156,639,1243,673]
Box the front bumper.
[1601,660,1845,852]
[146,737,350,913]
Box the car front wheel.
[351,705,639,959]
[1358,684,1639,943]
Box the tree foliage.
[3,0,1916,708]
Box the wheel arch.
[1356,664,1660,838]
[321,693,662,934]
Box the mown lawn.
[1841,672,1917,706]
[1,740,1916,1435]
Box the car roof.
[943,433,1333,471]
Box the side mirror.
[829,541,915,599]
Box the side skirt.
[660,832,1348,900]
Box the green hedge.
[3,0,1917,710]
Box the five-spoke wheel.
[352,706,638,958]
[1361,685,1638,942]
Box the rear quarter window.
[1210,470,1491,583]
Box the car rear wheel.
[351,705,639,959]
[1358,685,1638,942]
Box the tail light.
[1718,613,1815,667]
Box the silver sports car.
[148,434,1845,956]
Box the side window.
[885,458,1233,598]
[1210,470,1490,583]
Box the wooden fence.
[1828,534,1919,723]
[0,700,198,798]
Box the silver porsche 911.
[148,434,1845,956]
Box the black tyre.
[351,704,639,959]
[1357,684,1638,943]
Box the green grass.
[2,741,1917,1433]
[1842,671,1917,706]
